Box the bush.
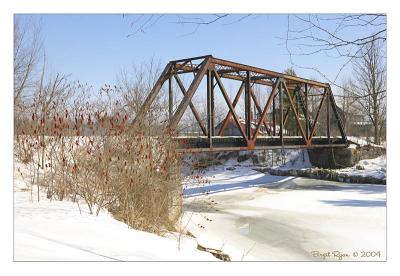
[15,108,183,235]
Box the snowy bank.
[249,147,386,184]
[14,161,216,261]
[263,153,386,184]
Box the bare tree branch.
[14,17,43,104]
[348,40,386,144]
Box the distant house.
[214,116,270,137]
[347,114,373,137]
[214,103,347,137]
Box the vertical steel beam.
[327,92,330,143]
[168,76,173,122]
[279,82,284,146]
[245,71,251,139]
[207,69,212,147]
[296,90,299,136]
[305,84,309,140]
[273,95,276,136]
[211,73,215,136]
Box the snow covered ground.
[337,155,386,180]
[269,149,313,170]
[183,161,289,197]
[14,161,216,261]
[267,149,386,181]
[347,136,373,146]
[183,165,386,261]
[14,145,386,261]
[347,136,386,148]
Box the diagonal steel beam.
[213,70,248,141]
[327,86,347,142]
[218,81,245,136]
[296,87,313,136]
[308,88,327,140]
[173,74,207,136]
[169,58,211,131]
[252,78,281,143]
[132,62,172,128]
[250,87,272,136]
[283,107,291,126]
[282,81,307,143]
[278,106,291,137]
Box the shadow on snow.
[319,199,386,207]
[183,173,291,198]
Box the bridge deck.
[175,136,348,152]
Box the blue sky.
[16,14,385,93]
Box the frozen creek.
[183,168,386,261]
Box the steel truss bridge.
[132,55,348,152]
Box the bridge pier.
[307,147,357,169]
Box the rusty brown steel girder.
[206,69,213,146]
[308,88,328,140]
[282,82,307,143]
[168,57,211,130]
[211,57,330,88]
[176,139,347,153]
[327,86,347,141]
[251,78,281,145]
[250,87,272,136]
[132,62,172,127]
[174,64,274,86]
[171,56,329,88]
[170,55,213,63]
[173,74,208,136]
[279,106,291,136]
[132,55,348,152]
[218,81,245,136]
[213,69,248,141]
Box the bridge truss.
[133,55,348,152]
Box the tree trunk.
[374,122,380,145]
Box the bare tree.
[124,14,386,90]
[14,17,42,104]
[286,14,386,57]
[116,58,165,123]
[124,14,232,38]
[285,14,386,86]
[336,78,359,136]
[350,40,386,144]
